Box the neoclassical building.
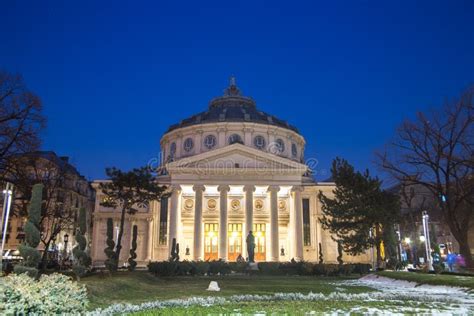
[90,79,371,266]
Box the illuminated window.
[204,134,217,149]
[254,135,266,150]
[183,138,194,152]
[228,134,243,144]
[302,198,311,246]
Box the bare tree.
[377,86,474,267]
[0,71,45,174]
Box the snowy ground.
[337,274,474,315]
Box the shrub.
[191,261,210,276]
[104,218,117,272]
[1,273,88,314]
[14,184,43,278]
[258,262,281,275]
[73,207,91,279]
[128,225,138,271]
[209,260,231,276]
[176,261,193,275]
[148,261,177,277]
[323,264,340,276]
[340,264,354,275]
[351,263,371,275]
[147,260,372,277]
[228,262,247,273]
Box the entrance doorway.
[253,223,266,261]
[228,223,243,261]
[204,223,218,260]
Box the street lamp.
[0,183,14,273]
[422,211,434,271]
[369,227,376,270]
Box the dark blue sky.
[2,1,473,181]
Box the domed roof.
[166,78,299,133]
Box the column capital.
[243,184,256,192]
[170,184,182,193]
[217,184,230,192]
[291,185,304,193]
[192,184,206,192]
[267,185,280,193]
[146,217,153,222]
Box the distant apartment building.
[1,151,94,256]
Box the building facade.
[2,151,95,256]
[91,79,371,266]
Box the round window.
[276,138,285,153]
[204,134,217,149]
[183,138,194,152]
[254,135,266,150]
[291,143,298,157]
[228,134,243,144]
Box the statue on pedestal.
[246,231,255,263]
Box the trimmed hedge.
[148,260,371,277]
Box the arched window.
[254,135,266,150]
[169,142,176,157]
[183,138,194,152]
[291,143,298,157]
[275,138,285,153]
[228,134,243,144]
[204,134,217,149]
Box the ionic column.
[292,186,304,261]
[243,185,255,236]
[218,185,230,260]
[146,217,153,261]
[193,184,205,260]
[168,185,181,255]
[268,185,280,261]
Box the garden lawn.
[377,271,474,290]
[131,300,456,315]
[81,271,373,310]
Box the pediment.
[166,143,307,175]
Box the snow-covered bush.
[1,273,88,314]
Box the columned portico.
[268,185,280,261]
[292,186,304,261]
[193,184,205,260]
[218,185,230,260]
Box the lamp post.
[0,183,14,273]
[395,224,403,263]
[369,227,376,270]
[422,211,434,271]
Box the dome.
[166,77,299,133]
